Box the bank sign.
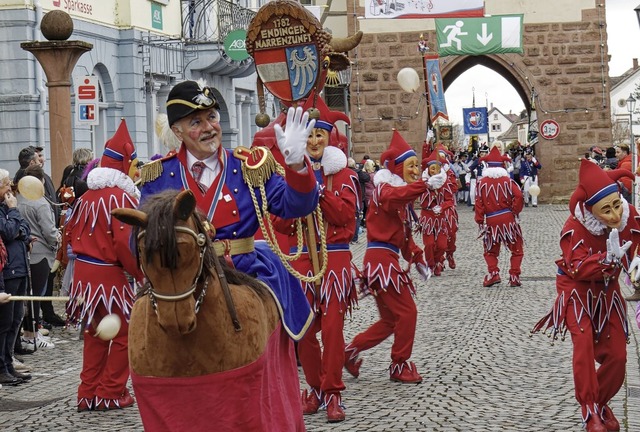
[224,30,249,61]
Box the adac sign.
[224,30,250,61]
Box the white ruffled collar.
[87,167,141,200]
[373,168,406,187]
[312,146,347,176]
[574,197,630,236]
[482,166,509,178]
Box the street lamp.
[627,93,637,205]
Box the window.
[491,124,501,132]
[493,114,498,120]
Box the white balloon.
[18,175,45,200]
[95,314,122,341]
[397,68,421,93]
[529,184,541,197]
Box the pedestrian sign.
[436,14,523,57]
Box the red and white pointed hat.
[569,158,634,214]
[101,119,138,175]
[380,129,417,176]
[479,146,510,167]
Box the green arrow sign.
[436,14,523,56]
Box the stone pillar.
[21,11,92,186]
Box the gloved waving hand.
[628,254,640,285]
[422,168,447,189]
[274,107,315,167]
[605,228,632,264]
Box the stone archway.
[347,2,614,202]
[440,55,532,115]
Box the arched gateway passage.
[441,55,532,115]
[349,3,613,202]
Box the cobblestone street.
[2,204,640,431]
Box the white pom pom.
[95,314,121,341]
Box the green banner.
[436,14,523,56]
[224,30,250,61]
[151,3,163,30]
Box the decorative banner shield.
[246,0,323,102]
[463,107,488,134]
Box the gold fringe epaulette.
[139,159,164,185]
[233,146,285,187]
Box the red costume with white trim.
[345,130,427,381]
[474,147,524,286]
[66,120,143,410]
[272,104,358,420]
[419,149,458,275]
[533,160,639,431]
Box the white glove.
[50,259,61,273]
[423,170,446,189]
[426,129,434,141]
[628,256,640,284]
[433,205,442,215]
[507,164,514,173]
[416,263,432,282]
[274,107,315,166]
[605,228,632,263]
[532,157,537,164]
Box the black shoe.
[10,370,32,381]
[40,321,53,330]
[0,372,22,385]
[14,346,36,355]
[43,314,66,327]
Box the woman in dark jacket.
[0,168,32,385]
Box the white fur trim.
[320,146,347,175]
[373,169,406,187]
[87,167,141,200]
[574,197,630,236]
[482,166,509,179]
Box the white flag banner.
[365,0,484,19]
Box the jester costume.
[66,120,143,411]
[418,147,458,276]
[345,130,430,384]
[532,159,639,432]
[474,147,524,287]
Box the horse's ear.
[174,190,197,221]
[111,208,149,228]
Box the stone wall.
[347,4,612,203]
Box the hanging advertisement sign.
[365,0,483,20]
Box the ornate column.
[21,10,92,186]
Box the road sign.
[436,14,523,56]
[75,76,99,125]
[539,119,560,140]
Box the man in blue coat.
[140,79,319,341]
[520,149,542,207]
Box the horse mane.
[134,190,269,298]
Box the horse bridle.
[137,225,210,314]
[137,223,243,331]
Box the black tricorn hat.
[166,80,220,126]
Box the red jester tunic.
[346,170,427,367]
[418,167,458,273]
[532,202,640,422]
[474,167,524,279]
